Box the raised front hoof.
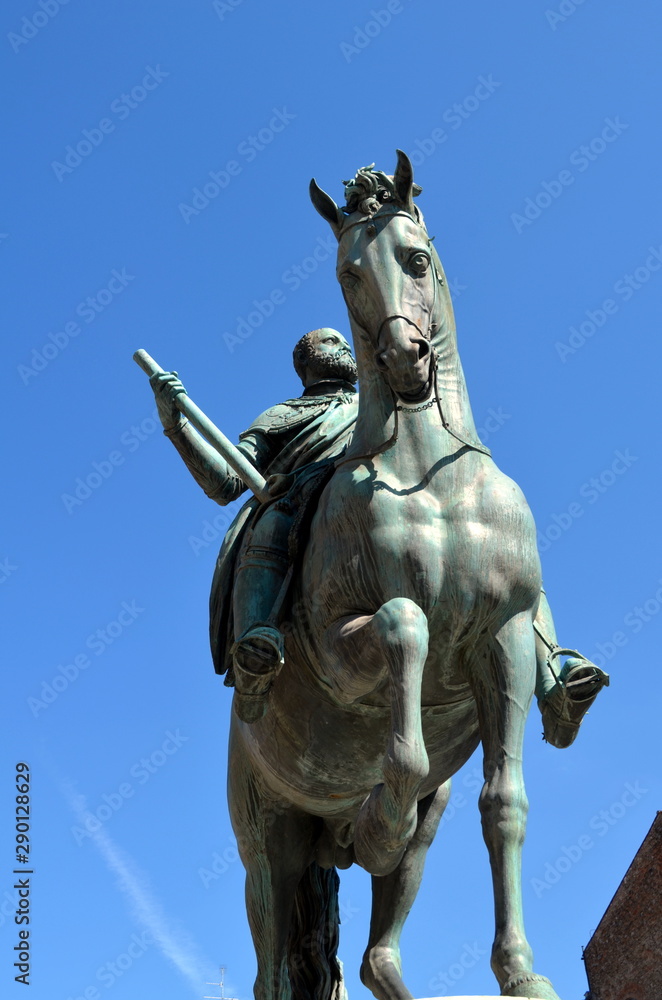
[360,945,412,1000]
[541,656,610,748]
[501,972,561,999]
[354,833,409,877]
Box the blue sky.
[3,1,661,998]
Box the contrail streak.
[66,784,214,995]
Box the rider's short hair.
[292,331,318,383]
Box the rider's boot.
[534,589,609,748]
[231,507,292,723]
[539,653,610,749]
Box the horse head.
[310,150,454,404]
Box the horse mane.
[342,164,423,218]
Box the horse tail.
[287,862,344,1000]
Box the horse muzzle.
[375,316,433,401]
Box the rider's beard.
[308,350,358,385]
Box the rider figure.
[151,328,607,741]
[151,328,359,723]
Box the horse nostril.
[375,351,390,371]
[417,340,430,362]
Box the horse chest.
[314,460,538,616]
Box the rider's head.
[293,329,358,389]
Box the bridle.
[335,211,491,469]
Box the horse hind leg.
[472,613,561,1000]
[361,782,451,1000]
[324,597,430,877]
[228,723,317,1000]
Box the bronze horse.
[228,152,565,1000]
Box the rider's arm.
[150,372,274,506]
[164,421,242,504]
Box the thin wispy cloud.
[65,782,215,995]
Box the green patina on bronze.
[138,152,609,1000]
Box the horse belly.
[238,674,479,816]
[239,695,385,815]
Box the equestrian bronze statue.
[137,152,608,1000]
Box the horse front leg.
[323,597,430,877]
[473,613,561,1000]
[360,783,451,1000]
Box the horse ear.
[309,179,343,238]
[394,149,416,214]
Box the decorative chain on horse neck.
[396,397,439,413]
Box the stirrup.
[541,648,610,749]
[232,625,284,682]
[231,625,284,725]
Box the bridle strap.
[338,209,418,236]
[336,214,490,466]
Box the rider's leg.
[533,589,560,701]
[534,589,609,749]
[232,504,292,723]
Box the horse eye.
[409,252,430,276]
[340,272,359,290]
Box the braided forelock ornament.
[342,164,423,217]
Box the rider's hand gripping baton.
[133,349,271,504]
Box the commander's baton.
[133,349,270,504]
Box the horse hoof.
[501,972,561,999]
[360,945,412,1000]
[354,784,418,876]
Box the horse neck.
[434,323,483,447]
[346,314,483,465]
